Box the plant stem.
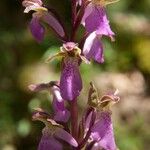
[70,0,77,41]
[71,0,76,27]
[70,99,78,141]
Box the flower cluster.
[22,0,120,149]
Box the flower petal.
[82,4,114,40]
[50,85,70,122]
[55,128,78,147]
[85,109,96,132]
[52,98,70,122]
[29,15,45,42]
[91,111,116,150]
[38,127,63,150]
[60,57,82,100]
[81,3,93,26]
[51,86,64,103]
[54,110,70,123]
[42,12,65,37]
[83,32,104,63]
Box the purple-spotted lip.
[63,42,78,51]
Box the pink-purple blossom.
[22,0,65,42]
[83,83,120,150]
[28,82,70,122]
[46,42,84,101]
[82,2,115,40]
[32,109,78,150]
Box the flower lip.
[60,56,82,101]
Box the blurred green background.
[0,0,150,150]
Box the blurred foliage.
[0,0,150,150]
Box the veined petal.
[55,128,78,147]
[83,32,104,63]
[38,127,63,150]
[91,111,116,150]
[60,57,82,100]
[29,16,45,42]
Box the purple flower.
[84,83,120,150]
[32,109,78,150]
[82,2,115,40]
[83,32,104,63]
[28,81,70,122]
[22,0,65,42]
[60,56,82,101]
[90,111,116,150]
[81,0,119,63]
[46,42,87,101]
[59,42,85,101]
